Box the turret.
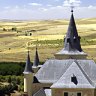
[55,10,87,59]
[32,47,40,73]
[23,51,33,96]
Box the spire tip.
[71,9,73,13]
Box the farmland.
[0,18,96,62]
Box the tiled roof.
[64,12,82,52]
[33,47,39,67]
[33,88,51,96]
[56,48,87,55]
[35,59,72,83]
[35,59,96,84]
[51,61,95,88]
[33,89,46,96]
[23,51,33,74]
[55,11,87,58]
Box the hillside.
[0,18,96,62]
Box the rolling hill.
[0,18,96,62]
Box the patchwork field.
[0,18,96,62]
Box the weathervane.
[64,0,81,12]
[70,2,74,13]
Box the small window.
[67,38,70,43]
[71,74,78,85]
[77,93,81,96]
[64,92,68,96]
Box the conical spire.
[23,51,33,74]
[55,10,87,59]
[33,47,39,67]
[64,10,82,52]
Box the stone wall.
[52,88,94,96]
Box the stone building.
[23,10,96,96]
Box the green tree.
[12,27,17,31]
[3,28,7,31]
[8,76,11,83]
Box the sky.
[0,0,96,20]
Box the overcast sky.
[0,0,96,20]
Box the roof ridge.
[51,60,95,88]
[74,60,95,87]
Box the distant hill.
[0,18,96,62]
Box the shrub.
[11,27,17,31]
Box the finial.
[70,2,74,13]
[71,9,73,13]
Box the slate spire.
[55,9,87,59]
[33,47,39,67]
[23,51,33,74]
[64,10,82,52]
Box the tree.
[16,78,21,85]
[8,76,11,83]
[11,27,17,31]
[3,28,7,31]
[30,33,32,36]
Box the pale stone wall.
[55,54,87,60]
[33,67,39,73]
[32,83,52,95]
[52,88,94,96]
[24,73,33,96]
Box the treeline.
[33,39,63,45]
[0,62,41,95]
[0,62,44,76]
[0,62,44,95]
[0,62,25,76]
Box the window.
[64,92,68,96]
[67,38,70,43]
[71,74,78,85]
[77,93,81,96]
[64,92,81,96]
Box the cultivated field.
[0,18,96,62]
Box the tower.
[23,51,33,96]
[32,47,40,73]
[55,10,87,59]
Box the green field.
[0,18,96,62]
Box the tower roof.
[33,47,39,67]
[55,10,87,59]
[23,51,33,74]
[64,10,82,52]
[35,59,96,84]
[51,61,95,88]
